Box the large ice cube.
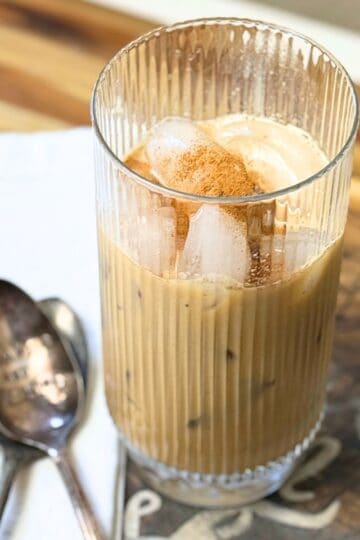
[179,205,249,283]
[223,138,298,192]
[212,116,327,193]
[117,178,176,275]
[146,117,251,197]
[283,229,319,273]
[146,117,209,182]
[271,229,319,272]
[270,228,322,290]
[136,205,177,275]
[282,229,326,296]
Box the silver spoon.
[38,298,88,385]
[0,281,103,539]
[0,296,88,520]
[41,300,128,540]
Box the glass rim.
[91,17,359,204]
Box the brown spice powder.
[158,143,256,248]
[159,144,254,197]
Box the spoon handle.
[54,448,104,540]
[111,439,127,540]
[0,452,21,519]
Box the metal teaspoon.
[0,281,103,539]
[0,296,88,520]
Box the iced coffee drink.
[92,19,358,506]
[99,114,341,469]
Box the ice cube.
[269,228,323,288]
[117,178,176,275]
[223,138,298,192]
[179,205,249,283]
[146,117,210,191]
[146,118,252,197]
[279,229,325,296]
[146,117,208,170]
[283,229,319,273]
[271,230,316,271]
[136,205,177,274]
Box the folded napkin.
[0,129,118,540]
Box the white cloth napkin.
[0,128,118,540]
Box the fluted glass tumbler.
[91,19,358,507]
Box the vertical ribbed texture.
[98,230,343,473]
[93,19,357,475]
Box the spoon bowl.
[0,282,83,453]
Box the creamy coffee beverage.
[98,115,342,475]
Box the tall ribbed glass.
[91,19,358,507]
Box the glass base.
[125,413,323,508]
